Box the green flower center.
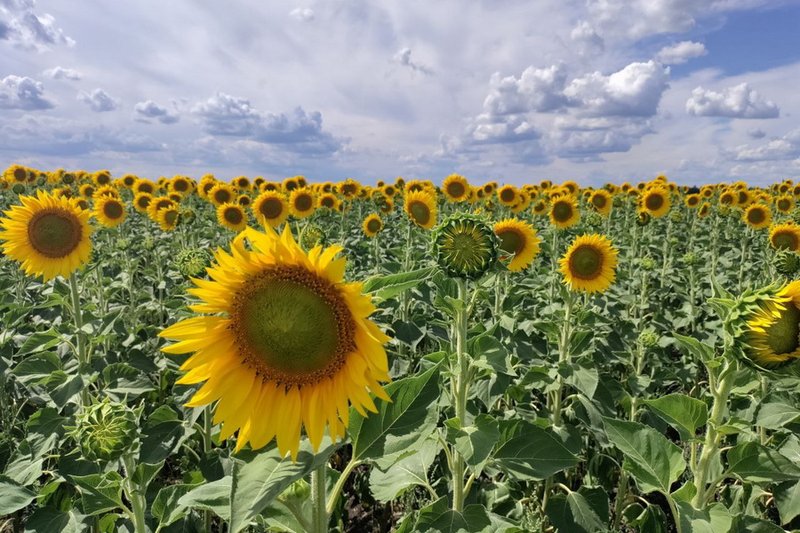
[568,244,603,280]
[103,201,124,219]
[592,194,607,208]
[366,218,381,233]
[164,210,178,226]
[766,304,800,355]
[27,209,83,258]
[231,266,355,386]
[779,199,791,211]
[436,219,496,278]
[409,201,431,226]
[773,231,799,251]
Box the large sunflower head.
[404,190,438,230]
[776,195,795,214]
[559,234,618,294]
[217,203,248,232]
[685,194,701,209]
[159,225,390,459]
[744,282,800,374]
[433,214,498,279]
[134,180,155,195]
[289,189,316,219]
[0,190,92,280]
[94,196,127,228]
[170,176,193,195]
[156,206,180,231]
[362,213,383,238]
[442,174,470,203]
[639,187,671,218]
[253,191,289,228]
[589,190,612,217]
[769,223,800,251]
[494,218,541,272]
[744,203,772,229]
[549,197,580,229]
[93,170,112,186]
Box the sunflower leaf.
[363,267,436,302]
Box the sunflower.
[744,204,771,230]
[549,197,580,229]
[233,176,251,190]
[93,170,112,186]
[698,202,711,218]
[0,190,92,280]
[133,193,153,213]
[237,194,252,208]
[494,219,541,272]
[217,203,248,232]
[253,191,289,228]
[159,225,390,459]
[442,174,470,203]
[362,214,383,238]
[157,206,180,231]
[769,223,800,251]
[746,281,800,367]
[170,176,193,195]
[147,197,175,221]
[433,214,498,279]
[532,200,548,216]
[94,185,119,199]
[775,195,795,214]
[4,164,30,184]
[289,189,316,219]
[685,194,701,209]
[120,174,137,188]
[589,190,612,217]
[79,184,96,198]
[559,234,618,294]
[94,196,127,228]
[639,187,670,218]
[282,176,299,192]
[404,190,437,230]
[209,183,235,206]
[318,193,340,211]
[497,185,518,207]
[134,180,155,195]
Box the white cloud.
[42,66,82,80]
[393,47,432,75]
[483,64,568,115]
[0,75,53,110]
[289,7,314,21]
[656,41,707,65]
[564,61,670,117]
[78,88,120,112]
[727,128,800,161]
[748,128,766,139]
[686,82,779,118]
[546,116,654,161]
[134,100,179,124]
[570,21,604,56]
[0,0,74,50]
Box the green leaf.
[675,501,732,533]
[643,393,708,440]
[363,267,435,301]
[415,503,520,532]
[452,414,500,471]
[493,422,579,481]
[152,483,199,528]
[15,329,62,356]
[11,351,62,385]
[349,364,440,463]
[370,437,438,502]
[228,442,336,533]
[139,405,191,464]
[70,471,125,516]
[673,333,715,363]
[545,490,606,533]
[756,401,800,430]
[603,417,686,495]
[565,363,598,399]
[178,477,232,521]
[0,477,36,514]
[23,508,84,533]
[725,441,800,483]
[468,334,512,375]
[729,514,785,533]
[773,480,800,525]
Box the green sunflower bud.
[584,211,602,227]
[142,235,155,251]
[174,247,210,277]
[636,212,650,226]
[180,207,196,224]
[433,213,498,280]
[116,238,131,251]
[640,257,656,270]
[638,330,659,349]
[682,252,700,266]
[774,250,800,277]
[69,399,138,462]
[300,224,325,250]
[62,173,75,184]
[669,210,683,222]
[12,183,25,194]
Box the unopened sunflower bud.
[774,250,800,277]
[174,247,209,277]
[433,213,498,280]
[640,257,656,270]
[639,330,659,348]
[12,183,25,194]
[69,399,138,462]
[301,224,325,249]
[584,212,602,227]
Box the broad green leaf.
[139,405,191,464]
[178,477,232,521]
[729,514,785,532]
[370,437,438,502]
[0,478,36,515]
[23,508,84,533]
[468,334,512,375]
[643,393,708,440]
[415,503,520,532]
[363,267,435,301]
[756,401,800,430]
[673,333,715,363]
[446,414,500,471]
[565,363,598,399]
[349,364,440,463]
[70,471,125,516]
[725,441,800,483]
[603,417,686,495]
[11,351,62,385]
[15,329,62,356]
[493,422,579,481]
[151,483,199,528]
[773,480,800,525]
[545,490,606,533]
[675,501,732,533]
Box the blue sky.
[1,0,799,186]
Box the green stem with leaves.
[122,454,147,533]
[68,272,90,406]
[451,278,470,512]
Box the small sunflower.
[685,194,701,209]
[433,214,498,279]
[559,234,618,294]
[746,281,800,368]
[318,193,340,211]
[442,174,470,203]
[133,193,153,213]
[769,223,800,251]
[157,206,180,231]
[134,180,155,195]
[94,196,127,228]
[0,190,92,280]
[159,225,390,459]
[532,200,548,216]
[404,190,438,230]
[362,214,383,238]
[79,184,96,198]
[170,176,193,195]
[493,219,541,272]
[289,189,316,219]
[639,187,670,218]
[209,183,235,206]
[589,190,612,217]
[147,197,175,221]
[217,203,248,232]
[775,195,795,214]
[497,185,518,207]
[549,197,580,229]
[253,191,289,228]
[744,204,771,229]
[237,194,252,207]
[698,202,711,218]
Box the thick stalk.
[692,360,737,508]
[451,278,470,512]
[122,455,147,533]
[202,407,212,533]
[326,458,362,515]
[659,218,672,290]
[68,272,90,406]
[310,465,328,533]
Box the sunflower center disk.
[447,183,465,198]
[261,198,283,219]
[498,230,523,255]
[295,195,313,211]
[367,220,381,233]
[765,304,800,356]
[748,210,765,224]
[232,266,355,386]
[569,245,603,280]
[552,202,572,221]
[28,210,82,258]
[645,194,664,210]
[104,202,123,219]
[774,232,798,250]
[224,208,243,224]
[410,202,430,225]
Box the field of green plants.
[1,166,800,533]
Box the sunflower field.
[2,165,800,533]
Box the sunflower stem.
[122,454,147,533]
[326,458,361,515]
[451,277,470,512]
[68,272,90,406]
[310,464,328,533]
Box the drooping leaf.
[643,393,708,440]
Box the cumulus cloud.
[546,116,654,160]
[686,83,779,119]
[192,93,343,155]
[42,66,82,80]
[134,100,179,124]
[0,0,74,50]
[78,88,120,112]
[727,129,800,162]
[748,128,766,139]
[393,47,433,75]
[656,41,707,65]
[564,61,670,117]
[570,20,604,55]
[483,64,568,115]
[0,75,53,110]
[289,7,314,21]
